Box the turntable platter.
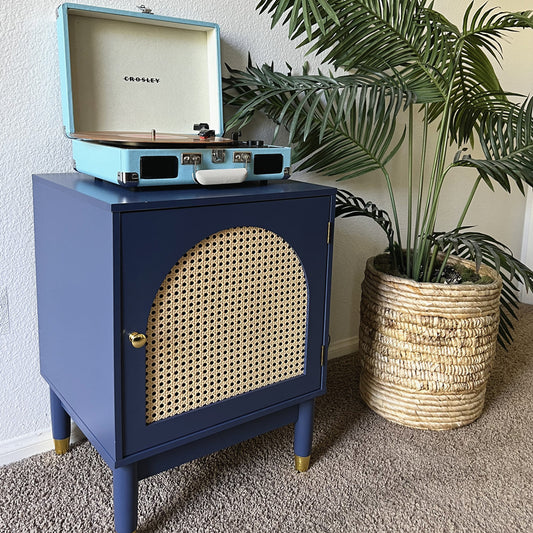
[71,131,235,147]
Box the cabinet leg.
[50,389,71,455]
[113,464,138,533]
[294,399,314,472]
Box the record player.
[56,3,290,187]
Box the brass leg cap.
[54,437,70,455]
[295,455,311,472]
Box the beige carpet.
[1,306,533,532]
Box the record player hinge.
[137,5,153,14]
[182,154,202,165]
[118,172,139,186]
[233,152,252,164]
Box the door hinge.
[327,222,332,244]
[117,172,139,186]
[321,345,325,366]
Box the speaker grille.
[145,226,308,424]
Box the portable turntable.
[57,4,290,187]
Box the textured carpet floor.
[2,306,533,533]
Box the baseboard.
[328,335,358,360]
[0,423,85,467]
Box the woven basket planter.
[359,254,502,430]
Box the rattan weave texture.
[145,226,308,424]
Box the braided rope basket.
[359,254,502,430]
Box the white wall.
[1,0,532,463]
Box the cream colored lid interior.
[68,10,221,136]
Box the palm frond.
[430,4,533,143]
[335,190,396,255]
[291,83,407,178]
[430,228,533,348]
[256,0,454,102]
[223,62,411,174]
[256,0,340,39]
[428,40,506,142]
[453,97,533,194]
[461,3,533,64]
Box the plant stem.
[422,164,459,282]
[406,104,414,276]
[432,175,482,282]
[412,105,429,278]
[414,120,451,281]
[433,175,482,282]
[415,40,464,281]
[426,245,440,281]
[457,175,481,228]
[434,247,454,283]
[383,167,404,270]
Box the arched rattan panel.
[145,226,308,424]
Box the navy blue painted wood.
[33,177,120,462]
[50,390,71,442]
[35,173,335,212]
[136,405,298,480]
[33,173,335,532]
[294,399,315,458]
[119,390,320,468]
[113,464,138,533]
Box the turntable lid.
[57,4,223,139]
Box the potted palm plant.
[223,0,533,429]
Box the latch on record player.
[212,149,226,164]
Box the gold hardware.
[327,222,331,244]
[54,437,70,455]
[129,332,147,349]
[295,455,311,472]
[321,345,325,366]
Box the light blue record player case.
[56,4,290,187]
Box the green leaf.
[437,5,533,143]
[335,190,396,256]
[452,97,533,194]
[223,63,411,175]
[256,0,339,35]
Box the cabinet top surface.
[33,173,336,212]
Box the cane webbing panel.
[145,226,308,424]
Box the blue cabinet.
[33,173,335,533]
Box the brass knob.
[129,332,147,348]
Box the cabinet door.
[120,195,332,457]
